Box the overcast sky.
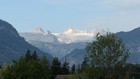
[0,0,140,33]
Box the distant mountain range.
[20,27,106,58]
[20,27,106,44]
[0,19,53,64]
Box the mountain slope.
[60,49,87,67]
[28,41,87,58]
[117,27,140,63]
[0,20,53,64]
[117,27,140,44]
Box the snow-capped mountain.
[20,27,106,59]
[20,27,106,44]
[20,27,59,44]
[53,28,93,44]
[53,28,106,44]
[31,27,45,33]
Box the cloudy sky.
[0,0,140,32]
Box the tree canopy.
[86,33,130,79]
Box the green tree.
[25,49,31,61]
[81,57,88,72]
[2,56,28,79]
[40,55,50,78]
[77,64,81,73]
[62,59,70,75]
[32,51,38,60]
[1,64,11,79]
[86,33,130,79]
[71,64,76,74]
[2,51,50,79]
[50,57,61,79]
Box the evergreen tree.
[25,49,31,61]
[2,51,50,79]
[77,64,81,73]
[1,64,10,79]
[50,57,61,79]
[40,55,50,78]
[81,57,88,72]
[32,51,38,60]
[62,59,70,75]
[71,64,76,74]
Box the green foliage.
[1,50,50,79]
[0,50,74,79]
[124,64,140,79]
[86,32,130,79]
[62,59,70,75]
[32,51,38,60]
[84,66,102,79]
[71,64,76,74]
[77,64,81,73]
[25,49,32,61]
[81,57,88,73]
[50,57,62,79]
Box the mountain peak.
[64,28,77,34]
[0,19,20,38]
[64,28,87,35]
[31,27,45,33]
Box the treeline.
[0,50,88,79]
[0,50,50,79]
[0,51,140,79]
[76,62,140,79]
